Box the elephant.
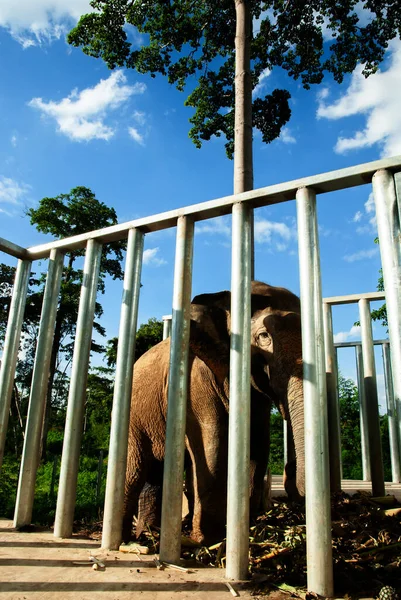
[122,280,304,544]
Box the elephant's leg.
[183,451,194,526]
[249,388,271,516]
[186,410,229,545]
[122,429,152,543]
[136,459,164,537]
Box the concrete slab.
[0,520,255,600]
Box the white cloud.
[334,325,361,344]
[0,0,92,46]
[29,72,146,142]
[196,216,231,237]
[352,192,377,235]
[197,216,295,252]
[353,211,363,222]
[132,110,146,125]
[143,247,167,267]
[253,68,271,97]
[128,127,145,146]
[0,176,30,205]
[280,127,296,144]
[10,135,17,147]
[317,41,401,157]
[343,247,379,262]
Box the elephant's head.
[189,281,305,499]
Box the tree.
[68,0,401,202]
[0,187,126,459]
[106,317,163,366]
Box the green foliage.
[106,317,163,366]
[269,409,284,474]
[68,0,401,158]
[338,375,363,480]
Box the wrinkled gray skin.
[123,281,304,544]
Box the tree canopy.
[68,0,401,159]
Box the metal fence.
[1,156,401,596]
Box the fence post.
[373,169,401,463]
[162,316,172,340]
[296,186,333,598]
[0,258,31,473]
[101,228,144,550]
[225,202,252,581]
[323,302,342,493]
[355,345,371,481]
[13,249,64,527]
[159,216,194,565]
[358,299,385,496]
[382,342,401,483]
[54,239,102,538]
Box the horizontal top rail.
[0,154,396,260]
[324,292,386,305]
[335,339,389,348]
[0,238,28,260]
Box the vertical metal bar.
[323,302,342,492]
[226,202,252,581]
[382,342,401,483]
[373,169,401,464]
[13,249,64,527]
[54,239,102,538]
[159,216,194,565]
[355,346,371,481]
[102,228,144,550]
[296,186,333,597]
[162,315,172,340]
[283,420,288,465]
[0,259,31,473]
[358,298,385,496]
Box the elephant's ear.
[189,291,231,385]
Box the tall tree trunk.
[234,0,254,276]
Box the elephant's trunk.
[286,374,305,498]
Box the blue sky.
[1,2,399,410]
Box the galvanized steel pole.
[358,298,385,497]
[159,216,194,565]
[382,342,401,483]
[296,186,333,597]
[323,302,342,492]
[0,258,31,473]
[13,249,64,527]
[226,202,252,581]
[373,169,401,460]
[162,316,172,340]
[54,239,102,538]
[102,229,144,550]
[355,346,371,481]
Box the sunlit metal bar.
[162,315,172,340]
[102,229,144,550]
[159,217,194,565]
[0,237,27,260]
[54,239,102,538]
[225,202,252,581]
[13,249,64,527]
[0,259,31,473]
[324,292,386,305]
[382,343,401,483]
[358,298,385,496]
[355,346,371,481]
[296,187,333,597]
[323,303,342,493]
[373,169,401,469]
[334,339,388,348]
[26,156,401,259]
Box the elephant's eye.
[257,331,271,345]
